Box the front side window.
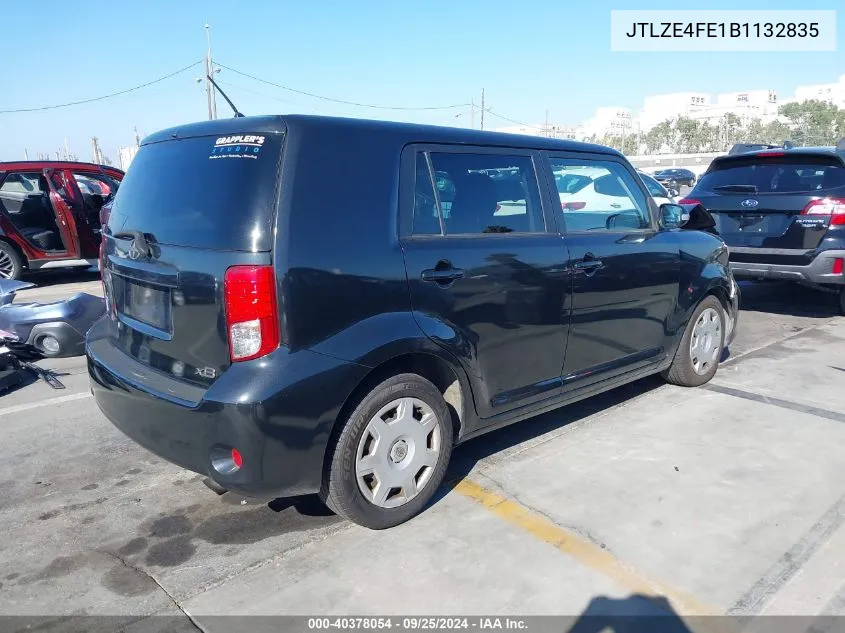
[413,152,545,235]
[548,158,651,232]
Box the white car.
[637,170,676,207]
[554,166,631,212]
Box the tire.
[838,288,845,316]
[0,241,24,280]
[662,295,725,387]
[320,373,454,529]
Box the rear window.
[698,158,845,194]
[106,133,283,251]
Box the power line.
[0,61,202,114]
[215,61,471,112]
[484,109,544,131]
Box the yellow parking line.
[454,478,720,617]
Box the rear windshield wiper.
[713,184,758,194]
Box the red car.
[0,161,124,279]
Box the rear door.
[688,154,845,265]
[100,131,283,389]
[399,145,571,420]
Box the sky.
[2,0,843,163]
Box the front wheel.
[662,296,725,387]
[321,373,454,529]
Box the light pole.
[205,23,218,120]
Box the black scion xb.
[87,115,739,529]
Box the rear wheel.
[321,373,453,529]
[838,288,845,316]
[0,241,23,280]
[662,295,724,387]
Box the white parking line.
[0,391,92,417]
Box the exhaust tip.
[202,477,228,496]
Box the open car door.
[42,168,81,257]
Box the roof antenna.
[206,74,245,118]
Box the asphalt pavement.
[2,273,845,632]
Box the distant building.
[638,93,711,132]
[689,90,779,124]
[793,74,845,108]
[581,107,632,139]
[493,123,582,140]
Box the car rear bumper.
[729,249,845,285]
[86,318,369,500]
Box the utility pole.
[23,149,29,160]
[480,89,485,131]
[92,137,104,164]
[545,110,549,137]
[205,23,218,121]
[134,126,141,147]
[470,98,475,130]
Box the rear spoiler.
[727,141,794,156]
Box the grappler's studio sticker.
[209,134,265,159]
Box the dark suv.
[87,115,739,529]
[681,146,845,311]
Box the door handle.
[574,253,603,275]
[421,267,465,284]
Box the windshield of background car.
[696,157,845,194]
[106,133,283,251]
[640,174,668,197]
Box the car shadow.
[561,594,699,633]
[738,280,840,318]
[437,374,666,498]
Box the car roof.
[141,114,624,157]
[0,160,123,174]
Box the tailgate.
[100,130,284,389]
[691,155,845,261]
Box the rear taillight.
[562,202,586,210]
[678,198,701,205]
[757,151,786,157]
[801,198,845,225]
[224,265,280,362]
[833,258,844,275]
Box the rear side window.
[0,172,45,195]
[106,133,283,251]
[415,152,544,235]
[698,159,845,194]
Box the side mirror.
[660,203,688,229]
[666,186,680,198]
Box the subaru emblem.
[741,199,759,208]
